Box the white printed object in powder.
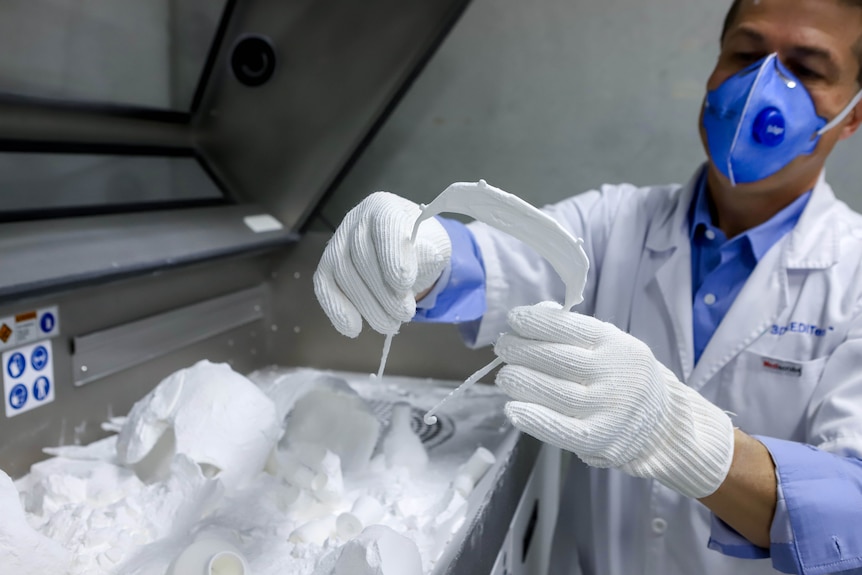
[381,402,428,472]
[116,360,282,489]
[332,525,423,575]
[335,494,386,539]
[283,385,381,473]
[453,446,496,496]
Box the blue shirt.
[414,217,486,324]
[689,177,811,364]
[412,187,862,574]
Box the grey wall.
[319,0,862,223]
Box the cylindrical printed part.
[351,495,385,525]
[452,473,475,497]
[208,551,247,575]
[168,538,249,575]
[460,447,495,484]
[280,453,325,491]
[289,516,336,546]
[315,451,343,493]
[336,512,363,539]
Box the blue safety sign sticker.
[40,313,56,334]
[31,345,48,371]
[33,377,50,401]
[8,384,27,410]
[7,352,25,379]
[3,340,55,418]
[0,305,60,352]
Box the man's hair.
[720,0,862,85]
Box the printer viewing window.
[0,151,225,221]
[0,0,228,112]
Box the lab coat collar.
[644,167,702,254]
[784,171,840,270]
[646,165,839,270]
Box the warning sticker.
[0,306,59,352]
[3,340,55,418]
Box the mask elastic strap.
[817,89,862,136]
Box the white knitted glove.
[494,302,735,499]
[314,192,451,337]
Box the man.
[314,0,862,573]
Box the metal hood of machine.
[0,0,471,302]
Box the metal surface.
[0,204,296,303]
[0,101,191,146]
[73,286,266,386]
[195,0,471,232]
[437,432,544,575]
[490,445,562,575]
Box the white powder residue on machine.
[3,361,506,575]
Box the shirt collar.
[689,175,812,261]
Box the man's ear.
[839,98,862,140]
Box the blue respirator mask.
[703,53,862,185]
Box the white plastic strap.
[817,88,862,136]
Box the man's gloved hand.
[494,302,735,499]
[314,192,451,338]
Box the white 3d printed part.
[381,403,428,472]
[416,180,591,424]
[116,361,282,489]
[333,525,423,575]
[167,537,249,575]
[283,387,381,473]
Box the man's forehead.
[727,0,862,54]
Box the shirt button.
[703,293,717,305]
[651,518,668,535]
[705,229,716,240]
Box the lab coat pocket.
[720,350,828,440]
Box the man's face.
[700,0,862,192]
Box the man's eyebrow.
[794,45,836,63]
[789,46,840,77]
[728,25,841,75]
[727,26,767,45]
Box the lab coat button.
[705,229,716,240]
[703,293,717,305]
[651,518,667,535]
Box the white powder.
[0,469,70,574]
[7,365,484,575]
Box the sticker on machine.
[3,340,55,418]
[0,306,59,352]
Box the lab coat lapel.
[645,170,700,382]
[687,172,839,391]
[652,242,695,382]
[687,242,788,391]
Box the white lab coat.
[467,165,862,575]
